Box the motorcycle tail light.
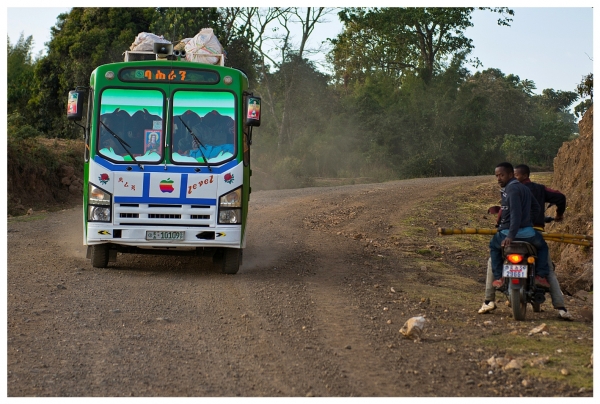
[511,279,520,284]
[507,254,523,264]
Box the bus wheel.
[91,244,110,268]
[214,248,241,274]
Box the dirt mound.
[7,138,85,216]
[548,105,593,292]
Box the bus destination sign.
[119,67,220,84]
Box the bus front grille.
[114,203,214,227]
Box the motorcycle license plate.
[146,231,184,240]
[502,264,528,278]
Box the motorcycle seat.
[504,241,537,256]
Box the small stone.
[345,345,351,349]
[383,307,389,311]
[574,290,589,301]
[496,357,510,367]
[483,321,493,326]
[560,368,569,376]
[528,323,548,335]
[529,356,550,367]
[522,379,531,387]
[399,316,426,340]
[390,287,396,293]
[57,284,66,290]
[447,348,455,354]
[466,380,475,385]
[111,309,121,313]
[387,320,392,324]
[503,359,523,370]
[510,330,518,335]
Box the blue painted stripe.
[114,196,216,205]
[94,156,238,174]
[143,173,151,197]
[180,174,188,199]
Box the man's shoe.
[558,309,574,321]
[535,276,550,288]
[492,278,504,288]
[478,301,497,314]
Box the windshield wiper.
[100,121,143,170]
[178,116,212,172]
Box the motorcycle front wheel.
[510,285,527,321]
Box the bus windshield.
[171,90,235,165]
[98,89,164,163]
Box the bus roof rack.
[124,51,225,66]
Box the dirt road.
[7,176,593,397]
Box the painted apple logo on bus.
[159,178,175,193]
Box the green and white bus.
[67,43,260,274]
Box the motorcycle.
[491,207,554,321]
[498,240,549,320]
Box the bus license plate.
[146,231,184,240]
[503,264,528,278]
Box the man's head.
[514,164,530,183]
[495,162,514,188]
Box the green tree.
[150,7,220,42]
[330,7,514,87]
[574,73,593,118]
[29,7,157,137]
[7,34,36,117]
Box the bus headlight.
[89,184,111,205]
[219,209,241,224]
[88,183,112,222]
[89,206,111,222]
[218,187,242,224]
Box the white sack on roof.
[130,32,171,52]
[184,28,224,65]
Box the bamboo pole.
[437,227,593,247]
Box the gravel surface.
[7,176,592,397]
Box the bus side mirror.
[245,96,261,127]
[67,90,86,121]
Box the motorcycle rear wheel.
[510,286,527,321]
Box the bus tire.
[214,248,241,274]
[91,244,110,268]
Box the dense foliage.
[7,7,590,188]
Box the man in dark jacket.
[514,164,566,226]
[489,162,551,288]
[480,164,572,320]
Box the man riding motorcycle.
[479,163,573,320]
